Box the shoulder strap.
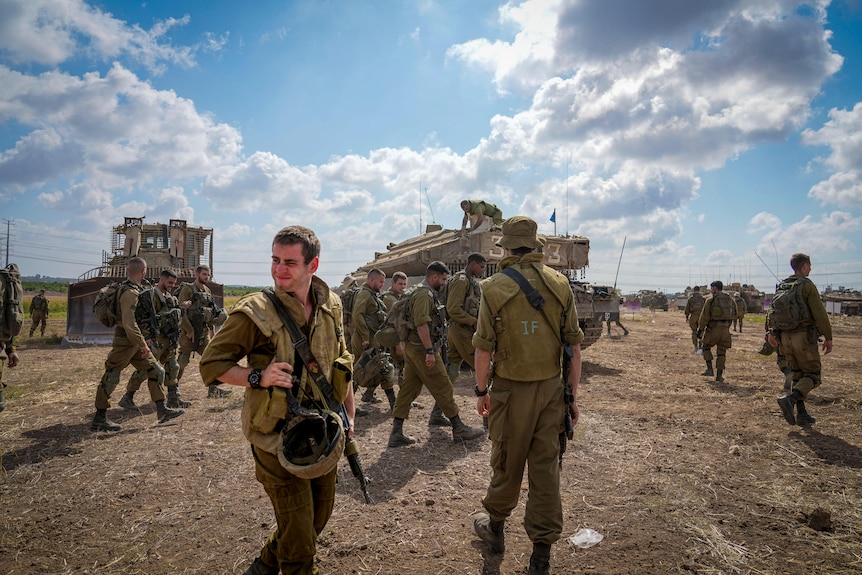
[262,288,340,413]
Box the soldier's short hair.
[790,253,811,273]
[426,261,451,277]
[710,280,723,291]
[161,269,178,279]
[128,257,147,274]
[392,271,407,282]
[368,268,385,280]
[196,264,211,273]
[273,225,321,264]
[467,252,487,264]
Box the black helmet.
[758,340,776,356]
[277,406,344,479]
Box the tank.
[727,282,766,313]
[65,217,224,345]
[350,224,603,349]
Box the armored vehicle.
[726,282,765,313]
[65,217,224,344]
[349,224,604,348]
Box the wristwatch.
[474,384,489,397]
[425,348,435,355]
[248,368,263,389]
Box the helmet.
[277,406,345,479]
[758,340,775,356]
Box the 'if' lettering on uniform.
[521,320,540,335]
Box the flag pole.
[553,208,557,236]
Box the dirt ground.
[1,308,860,575]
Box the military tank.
[349,224,604,348]
[65,217,224,344]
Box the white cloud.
[802,102,862,208]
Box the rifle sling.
[500,267,561,343]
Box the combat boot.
[777,390,802,425]
[118,391,138,411]
[388,418,416,447]
[166,386,191,409]
[361,386,382,404]
[384,388,397,411]
[796,400,816,426]
[429,403,450,426]
[527,542,551,575]
[242,556,279,575]
[156,400,184,424]
[91,409,122,432]
[207,385,232,399]
[715,369,724,382]
[623,328,629,336]
[473,512,505,553]
[450,414,484,442]
[701,361,714,377]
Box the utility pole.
[2,219,11,267]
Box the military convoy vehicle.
[349,224,604,348]
[726,282,766,313]
[65,217,223,344]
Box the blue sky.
[1,0,861,293]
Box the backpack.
[340,286,361,328]
[709,292,736,321]
[688,292,705,315]
[93,281,132,328]
[0,263,24,341]
[768,278,812,331]
[373,285,427,347]
[441,271,481,321]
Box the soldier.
[387,261,485,447]
[460,199,504,234]
[770,253,833,426]
[350,268,393,406]
[696,281,737,383]
[381,271,408,392]
[684,286,705,353]
[119,269,191,411]
[90,257,184,431]
[445,252,486,383]
[177,264,231,399]
[29,289,49,337]
[732,292,746,332]
[0,334,20,413]
[199,225,355,575]
[471,216,584,575]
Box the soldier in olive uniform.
[696,281,737,383]
[29,289,49,337]
[684,286,705,353]
[732,292,746,332]
[90,257,184,431]
[381,271,408,392]
[770,253,833,426]
[0,337,20,413]
[388,262,485,447]
[178,265,231,398]
[471,216,584,575]
[461,199,504,234]
[445,253,486,383]
[120,269,191,411]
[350,268,394,406]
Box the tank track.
[579,316,603,350]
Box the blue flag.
[550,209,556,223]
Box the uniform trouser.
[688,316,699,348]
[128,341,179,392]
[447,323,475,381]
[482,375,564,545]
[0,358,7,411]
[392,344,459,420]
[778,328,822,398]
[178,330,209,381]
[733,315,744,330]
[252,445,337,575]
[95,337,165,410]
[701,323,731,370]
[30,313,47,335]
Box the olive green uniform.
[177,282,214,380]
[684,292,705,349]
[733,295,746,332]
[697,292,737,371]
[445,270,481,381]
[391,281,459,420]
[381,288,401,311]
[472,253,584,546]
[95,282,166,410]
[381,288,404,382]
[349,284,386,358]
[0,339,16,412]
[773,275,832,398]
[464,200,504,225]
[29,293,49,336]
[127,286,182,393]
[200,277,352,575]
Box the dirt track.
[1,309,861,574]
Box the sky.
[1,0,861,294]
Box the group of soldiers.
[91,261,228,431]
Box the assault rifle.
[135,288,162,350]
[558,343,575,469]
[341,407,374,504]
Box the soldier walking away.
[445,252,486,383]
[471,216,584,575]
[91,257,184,431]
[684,286,705,353]
[696,281,737,383]
[381,271,408,395]
[350,268,394,408]
[119,269,191,411]
[732,292,746,332]
[768,253,833,426]
[388,262,484,447]
[177,264,230,398]
[0,262,23,412]
[29,289,49,337]
[199,225,356,575]
[460,199,504,235]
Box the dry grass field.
[1,306,860,574]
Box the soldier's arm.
[805,281,833,341]
[352,290,371,345]
[120,289,149,352]
[446,276,475,327]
